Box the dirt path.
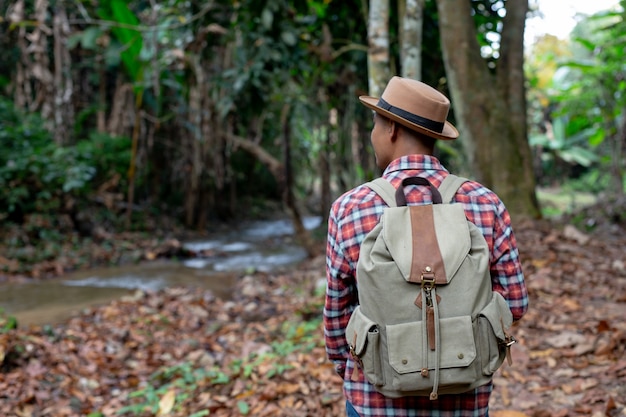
[490,220,626,416]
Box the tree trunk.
[399,0,426,80]
[52,8,74,145]
[125,91,143,230]
[97,62,107,133]
[436,0,541,220]
[281,104,317,257]
[320,107,336,227]
[367,0,391,96]
[107,80,135,137]
[320,136,331,227]
[184,55,204,227]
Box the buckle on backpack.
[420,266,436,288]
[350,345,362,364]
[502,335,517,366]
[504,335,517,347]
[420,276,435,290]
[349,334,364,367]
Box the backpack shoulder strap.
[438,174,469,203]
[367,178,397,207]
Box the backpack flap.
[380,207,415,282]
[346,306,377,356]
[477,292,516,374]
[430,204,473,283]
[383,204,471,285]
[480,292,513,340]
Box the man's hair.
[401,123,437,151]
[374,112,437,150]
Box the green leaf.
[572,36,596,51]
[588,129,605,146]
[188,411,210,417]
[237,401,250,415]
[559,146,599,167]
[0,313,18,333]
[307,0,328,18]
[98,0,143,81]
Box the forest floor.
[0,209,625,417]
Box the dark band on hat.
[378,98,445,133]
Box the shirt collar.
[382,154,446,175]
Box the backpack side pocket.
[477,292,514,375]
[346,306,383,386]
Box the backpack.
[345,174,516,400]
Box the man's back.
[325,76,527,417]
[324,155,528,416]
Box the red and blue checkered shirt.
[324,155,528,417]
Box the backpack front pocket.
[386,316,477,393]
[346,306,383,386]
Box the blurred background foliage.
[0,0,624,242]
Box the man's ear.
[388,121,399,141]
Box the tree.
[436,0,541,220]
[399,0,426,80]
[367,0,392,96]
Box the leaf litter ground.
[0,219,625,417]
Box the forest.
[0,0,625,416]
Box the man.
[323,76,528,417]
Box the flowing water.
[0,216,322,327]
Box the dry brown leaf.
[2,219,625,417]
[560,298,581,311]
[491,411,530,417]
[157,389,176,416]
[276,382,301,395]
[594,333,617,355]
[529,348,556,358]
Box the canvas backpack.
[345,174,516,400]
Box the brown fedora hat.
[359,76,459,140]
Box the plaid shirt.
[324,155,528,417]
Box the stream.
[0,216,322,327]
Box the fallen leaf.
[157,390,176,416]
[491,411,530,417]
[594,333,616,355]
[545,331,587,348]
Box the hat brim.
[359,96,459,140]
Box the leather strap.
[408,205,447,284]
[396,177,442,206]
[367,177,443,207]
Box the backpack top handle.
[395,177,443,206]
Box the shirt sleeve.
[455,181,529,322]
[323,200,358,378]
[489,199,529,321]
